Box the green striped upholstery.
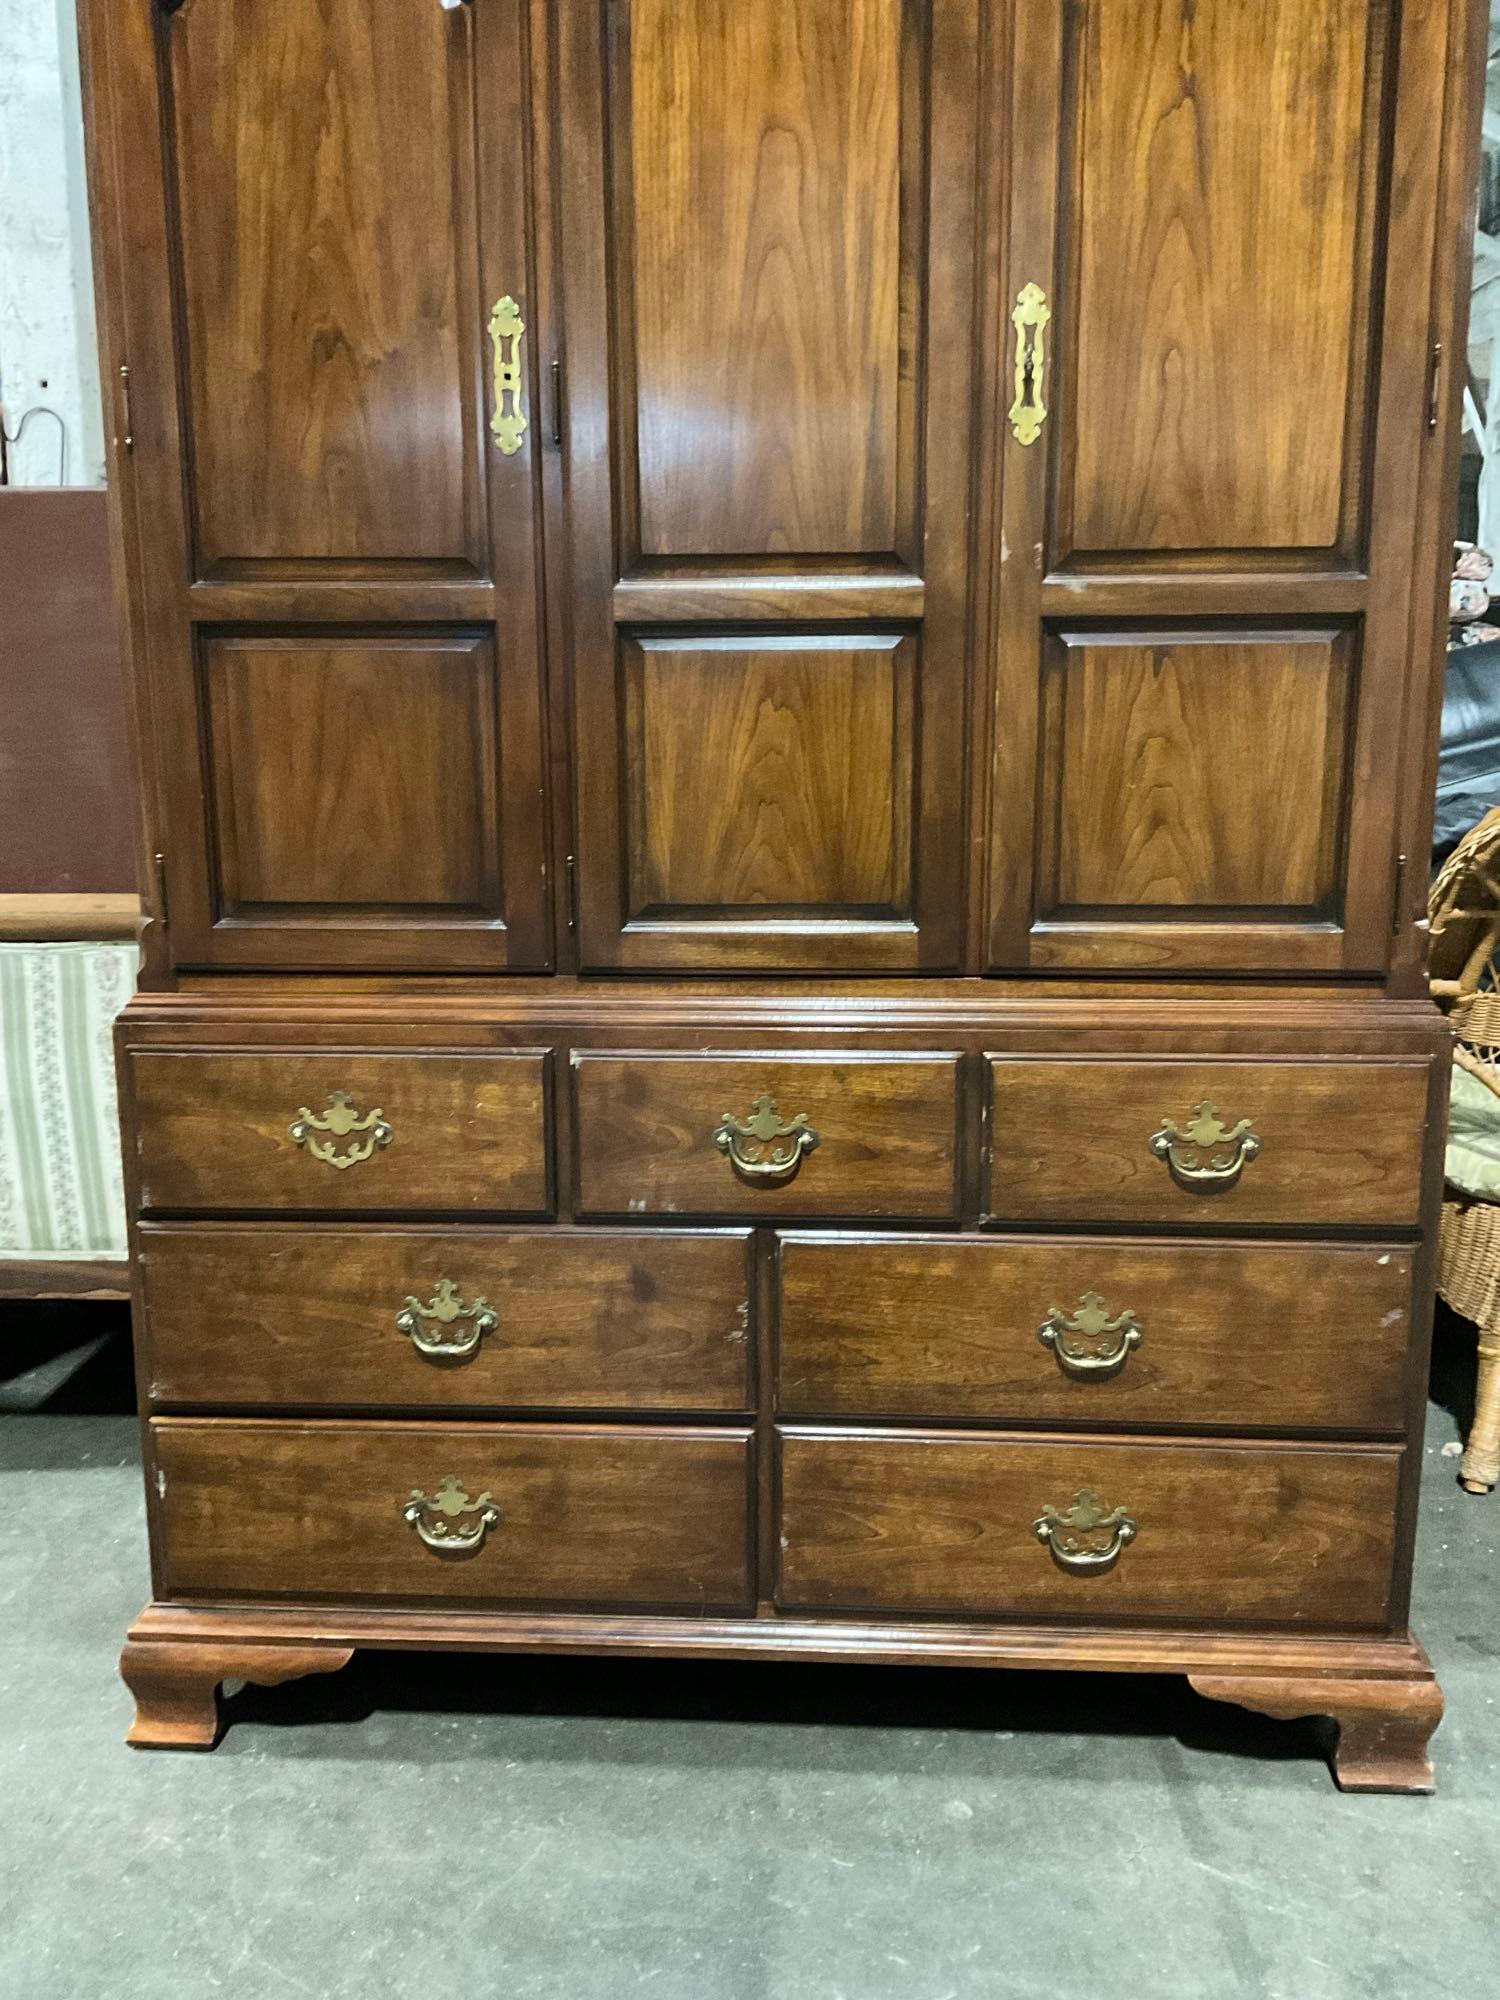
[0,943,137,1257]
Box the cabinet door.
[96,0,549,971]
[556,0,980,971]
[985,0,1451,975]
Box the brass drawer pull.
[1039,1292,1142,1379]
[396,1280,497,1362]
[1149,1099,1259,1194]
[402,1476,499,1555]
[713,1094,820,1186]
[1033,1488,1137,1576]
[289,1091,393,1171]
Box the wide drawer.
[986,1058,1430,1227]
[573,1053,960,1218]
[777,1235,1413,1431]
[152,1419,754,1609]
[129,1050,551,1215]
[139,1226,753,1411]
[777,1432,1399,1627]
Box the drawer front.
[778,1236,1413,1431]
[140,1226,753,1412]
[574,1053,960,1218]
[778,1433,1398,1627]
[130,1051,551,1215]
[153,1419,753,1610]
[987,1059,1430,1226]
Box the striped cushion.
[0,943,137,1257]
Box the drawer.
[574,1053,960,1219]
[139,1226,753,1412]
[986,1058,1430,1227]
[777,1236,1413,1431]
[777,1432,1399,1627]
[129,1050,551,1215]
[152,1419,754,1610]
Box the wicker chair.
[1429,806,1500,1492]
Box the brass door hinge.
[1427,344,1444,434]
[1393,851,1407,937]
[152,852,169,930]
[565,852,578,933]
[118,364,134,454]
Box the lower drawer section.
[777,1432,1399,1628]
[152,1420,754,1612]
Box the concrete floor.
[0,1305,1496,2000]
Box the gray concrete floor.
[0,1304,1496,2000]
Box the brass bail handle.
[1038,1292,1143,1380]
[402,1476,499,1555]
[289,1091,393,1171]
[1149,1100,1260,1194]
[1033,1489,1138,1576]
[396,1280,498,1362]
[713,1094,820,1186]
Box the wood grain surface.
[777,1234,1413,1430]
[778,1430,1399,1625]
[153,1419,754,1611]
[140,1225,753,1411]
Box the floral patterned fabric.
[0,943,136,1257]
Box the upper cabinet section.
[1056,0,1384,569]
[625,0,906,561]
[160,0,490,578]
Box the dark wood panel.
[0,491,134,895]
[1039,631,1351,917]
[624,634,913,917]
[560,0,976,973]
[777,1235,1412,1430]
[573,1053,960,1218]
[1064,0,1377,557]
[986,1058,1430,1227]
[625,0,903,556]
[140,1225,752,1411]
[204,635,500,914]
[153,1419,754,1610]
[130,1051,551,1216]
[164,0,481,567]
[777,1432,1399,1626]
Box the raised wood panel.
[573,1052,960,1218]
[139,1226,754,1412]
[624,634,914,918]
[1063,0,1380,559]
[163,0,481,569]
[153,1419,754,1610]
[777,1235,1413,1431]
[777,1432,1399,1627]
[130,1050,552,1217]
[625,0,906,557]
[1037,629,1352,921]
[561,0,976,971]
[204,636,499,915]
[986,1058,1430,1227]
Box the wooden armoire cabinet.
[83,0,1484,1788]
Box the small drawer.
[152,1418,754,1610]
[573,1052,960,1219]
[777,1431,1399,1628]
[139,1225,753,1412]
[777,1235,1413,1431]
[986,1058,1430,1227]
[129,1050,551,1215]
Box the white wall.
[0,0,105,486]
